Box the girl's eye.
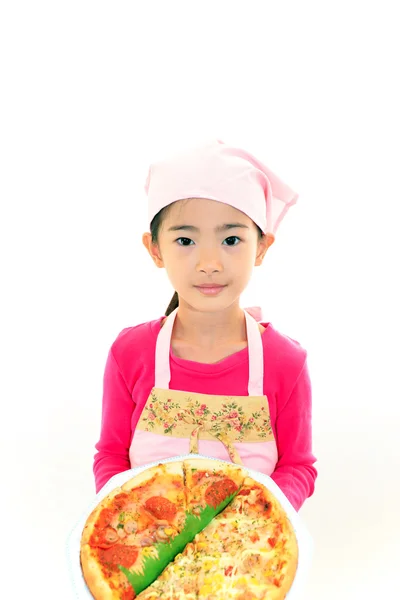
[176,237,194,246]
[223,236,241,246]
[175,236,241,246]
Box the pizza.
[80,459,298,599]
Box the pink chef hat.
[145,139,299,235]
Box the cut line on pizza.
[80,458,299,599]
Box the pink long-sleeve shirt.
[93,316,317,511]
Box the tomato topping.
[225,566,233,576]
[114,493,129,501]
[98,545,139,569]
[238,488,251,496]
[144,496,177,520]
[113,493,130,510]
[205,478,238,508]
[273,574,284,587]
[121,585,135,600]
[192,471,207,485]
[268,537,277,547]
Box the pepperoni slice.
[205,478,238,508]
[98,544,139,569]
[144,496,177,520]
[96,508,115,529]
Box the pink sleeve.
[270,357,317,511]
[93,348,135,493]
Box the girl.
[93,139,317,511]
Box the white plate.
[66,454,313,599]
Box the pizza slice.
[80,462,187,599]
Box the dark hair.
[150,203,264,316]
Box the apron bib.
[129,308,278,475]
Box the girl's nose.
[196,250,223,274]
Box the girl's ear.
[142,232,164,268]
[255,233,275,266]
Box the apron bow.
[180,411,243,465]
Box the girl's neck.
[167,303,248,350]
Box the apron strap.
[244,308,264,396]
[155,307,264,396]
[154,307,178,390]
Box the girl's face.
[143,198,273,314]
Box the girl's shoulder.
[261,322,308,373]
[109,316,163,363]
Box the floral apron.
[129,308,278,475]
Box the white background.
[1,1,399,598]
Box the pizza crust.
[275,512,299,598]
[120,461,184,493]
[80,544,119,600]
[183,457,244,475]
[278,539,299,598]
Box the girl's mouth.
[194,285,226,296]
